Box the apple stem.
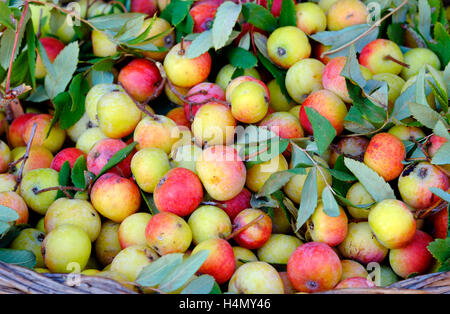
[384,55,410,68]
[416,199,446,219]
[13,122,37,192]
[226,214,264,240]
[179,37,185,56]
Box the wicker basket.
[0,261,449,294]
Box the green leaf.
[417,0,431,41]
[291,143,314,168]
[426,65,448,113]
[242,2,277,32]
[408,102,445,129]
[278,0,297,27]
[212,1,241,50]
[210,281,222,294]
[71,156,87,189]
[304,107,336,156]
[387,23,404,46]
[140,189,159,215]
[44,41,80,99]
[227,47,258,69]
[343,157,396,202]
[62,73,90,129]
[49,92,70,137]
[0,222,10,236]
[257,51,290,101]
[136,253,184,287]
[327,168,357,182]
[0,10,29,69]
[433,120,450,140]
[95,142,137,180]
[245,138,289,169]
[0,2,15,30]
[427,237,450,263]
[429,187,450,203]
[431,142,450,165]
[391,83,415,121]
[25,20,36,89]
[26,85,49,103]
[89,13,146,32]
[340,45,366,88]
[322,186,340,217]
[257,168,307,198]
[346,80,386,125]
[56,161,71,199]
[0,205,20,223]
[114,15,144,43]
[158,250,209,293]
[186,29,213,59]
[415,66,428,106]
[426,22,450,66]
[0,248,36,269]
[296,167,317,231]
[89,70,114,85]
[444,62,450,96]
[180,275,216,294]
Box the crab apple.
[10,146,53,176]
[190,0,221,33]
[267,26,311,69]
[133,115,180,153]
[163,41,211,88]
[300,89,348,135]
[359,39,405,75]
[145,212,192,255]
[44,198,101,242]
[8,113,37,147]
[368,199,416,249]
[260,112,304,140]
[11,228,45,268]
[192,238,235,284]
[96,91,142,139]
[85,83,124,124]
[42,225,91,273]
[313,43,332,65]
[130,0,157,15]
[183,82,225,119]
[289,105,301,119]
[340,260,369,281]
[95,221,122,266]
[154,167,203,217]
[191,102,236,146]
[287,242,342,293]
[228,261,284,294]
[188,205,232,244]
[19,168,59,215]
[166,107,191,129]
[318,0,338,12]
[0,141,10,173]
[90,173,141,223]
[164,83,190,106]
[0,191,28,225]
[389,230,433,278]
[233,208,272,250]
[23,114,66,154]
[307,202,348,247]
[388,125,425,142]
[364,132,406,181]
[284,156,332,204]
[428,135,448,161]
[196,145,246,201]
[225,76,268,103]
[118,212,152,249]
[338,222,388,264]
[50,148,86,172]
[91,29,117,57]
[257,234,302,265]
[216,188,252,221]
[246,154,288,193]
[230,81,269,124]
[271,205,292,234]
[295,2,327,35]
[118,59,163,103]
[130,148,170,193]
[327,0,368,31]
[345,182,374,219]
[233,246,258,269]
[401,48,441,80]
[372,73,405,108]
[328,136,369,168]
[111,245,158,282]
[76,127,108,154]
[267,80,296,112]
[137,17,175,61]
[335,277,376,289]
[398,162,449,210]
[171,144,202,174]
[428,208,448,239]
[215,64,261,90]
[0,174,17,193]
[87,139,133,177]
[35,37,65,79]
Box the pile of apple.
[2,0,449,294]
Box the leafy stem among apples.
[0,0,449,295]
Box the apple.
[138,17,175,61]
[131,147,171,193]
[216,187,252,221]
[359,39,405,75]
[171,144,203,174]
[328,136,369,168]
[267,80,296,112]
[130,0,158,15]
[0,191,28,225]
[76,127,108,154]
[87,138,133,177]
[50,148,86,172]
[340,259,369,281]
[246,154,288,193]
[372,73,405,109]
[233,208,272,250]
[319,0,338,12]
[228,261,284,294]
[233,246,258,270]
[230,81,269,124]
[188,205,232,244]
[335,277,376,289]
[295,2,327,35]
[133,115,181,153]
[91,30,117,57]
[260,112,304,141]
[183,82,225,119]
[400,48,441,80]
[166,107,191,129]
[388,125,425,141]
[118,212,152,249]
[110,245,159,281]
[23,114,66,154]
[11,228,45,268]
[10,146,53,176]
[85,83,124,124]
[190,0,221,33]
[44,198,102,242]
[95,220,122,266]
[345,182,374,219]
[8,113,37,148]
[257,234,302,264]
[267,26,311,69]
[0,174,17,193]
[327,0,368,31]
[215,64,261,90]
[35,37,65,79]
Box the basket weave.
[0,261,449,294]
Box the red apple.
[51,148,86,172]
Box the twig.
[226,214,264,240]
[117,82,159,119]
[244,145,270,161]
[322,0,409,57]
[14,122,37,191]
[33,186,85,199]
[416,199,446,219]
